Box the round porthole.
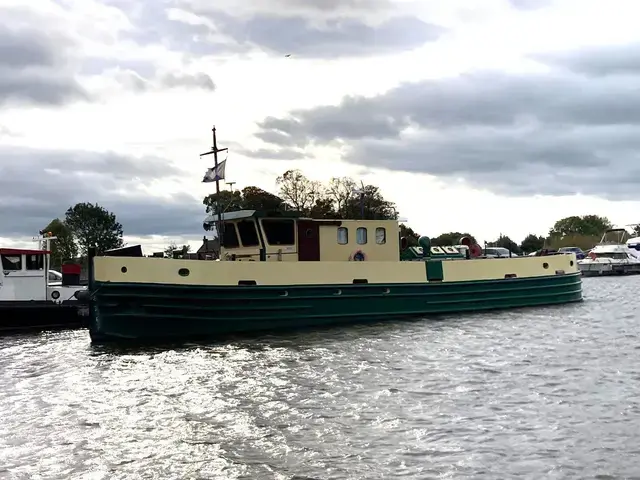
[51,290,60,300]
[570,260,574,266]
[306,228,313,237]
[121,266,127,273]
[178,268,190,277]
[543,262,549,269]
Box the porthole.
[178,268,190,277]
[542,262,549,269]
[121,266,127,273]
[305,228,313,238]
[51,290,60,300]
[570,260,574,266]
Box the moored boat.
[578,228,640,276]
[82,210,582,343]
[79,127,583,344]
[0,233,87,333]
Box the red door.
[297,221,320,261]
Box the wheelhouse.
[203,210,399,262]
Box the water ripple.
[1,277,640,479]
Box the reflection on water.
[1,277,640,479]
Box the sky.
[2,0,640,253]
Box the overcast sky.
[2,0,640,251]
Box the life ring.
[350,250,367,261]
[469,244,482,258]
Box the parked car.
[483,247,519,258]
[557,246,586,260]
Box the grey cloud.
[117,0,443,59]
[534,43,640,77]
[253,69,640,200]
[108,68,215,92]
[211,13,444,58]
[256,71,640,143]
[0,17,87,106]
[0,146,204,237]
[160,71,215,90]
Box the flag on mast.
[202,158,226,183]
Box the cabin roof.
[204,209,303,223]
[0,248,51,255]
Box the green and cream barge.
[82,208,583,343]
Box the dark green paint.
[426,260,444,281]
[88,273,583,343]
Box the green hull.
[88,272,583,343]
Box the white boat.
[0,233,87,333]
[577,228,640,276]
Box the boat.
[78,126,583,344]
[577,228,640,276]
[0,232,87,333]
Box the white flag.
[202,159,226,183]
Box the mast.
[200,125,228,244]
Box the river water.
[0,277,638,479]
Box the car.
[557,246,586,260]
[483,247,519,258]
[48,269,63,285]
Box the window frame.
[356,227,368,245]
[337,227,349,245]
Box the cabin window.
[262,219,295,245]
[222,222,240,248]
[26,254,44,270]
[337,227,348,245]
[375,227,386,244]
[356,227,367,245]
[1,255,22,271]
[237,220,260,247]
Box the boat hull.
[0,300,85,334]
[88,273,583,343]
[579,262,640,276]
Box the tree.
[164,242,191,259]
[632,224,640,237]
[399,224,420,247]
[343,184,398,220]
[42,218,78,267]
[520,234,545,253]
[65,202,124,255]
[276,169,324,214]
[309,197,336,218]
[492,234,521,254]
[203,190,243,216]
[431,232,477,247]
[240,186,286,212]
[202,171,400,222]
[549,215,612,238]
[326,177,357,217]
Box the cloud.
[507,0,552,10]
[0,146,204,238]
[0,12,88,106]
[0,3,217,107]
[534,43,640,77]
[124,0,444,59]
[209,13,444,58]
[252,64,640,200]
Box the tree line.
[42,202,124,267]
[203,169,398,220]
[203,171,635,254]
[38,173,635,267]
